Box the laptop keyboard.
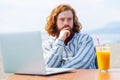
[46,68,73,72]
[46,68,59,72]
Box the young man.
[42,4,97,69]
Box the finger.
[66,31,70,37]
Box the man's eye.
[60,18,64,21]
[68,18,72,21]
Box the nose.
[64,19,69,25]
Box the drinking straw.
[97,38,102,51]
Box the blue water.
[90,34,120,45]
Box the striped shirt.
[42,33,97,69]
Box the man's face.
[56,10,73,33]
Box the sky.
[0,0,120,33]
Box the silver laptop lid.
[0,31,46,74]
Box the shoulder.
[74,32,93,42]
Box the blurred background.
[0,0,120,44]
[0,0,120,79]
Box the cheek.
[70,22,73,28]
[57,22,64,29]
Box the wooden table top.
[3,69,120,80]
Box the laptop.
[0,31,74,75]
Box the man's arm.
[42,39,65,67]
[61,35,96,69]
[42,29,70,68]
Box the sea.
[90,34,120,45]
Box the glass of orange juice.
[96,46,110,72]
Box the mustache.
[61,25,71,30]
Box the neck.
[64,32,75,45]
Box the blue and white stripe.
[42,33,97,69]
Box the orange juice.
[96,46,110,70]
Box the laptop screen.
[0,31,46,74]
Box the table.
[3,69,120,80]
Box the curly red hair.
[45,4,82,37]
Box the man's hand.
[58,29,70,41]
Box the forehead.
[57,10,73,18]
